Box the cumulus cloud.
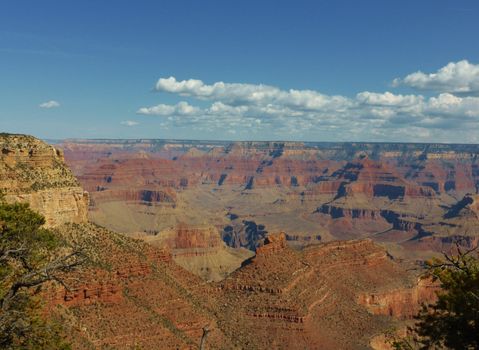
[154,76,350,111]
[120,120,139,126]
[39,100,60,109]
[426,93,479,119]
[137,101,200,116]
[393,60,479,95]
[356,91,423,107]
[137,68,479,142]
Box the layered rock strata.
[1,134,88,226]
[1,135,441,349]
[58,139,479,257]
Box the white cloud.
[39,100,60,109]
[393,60,479,95]
[137,101,200,116]
[120,120,139,126]
[154,76,349,111]
[356,91,423,107]
[425,93,479,119]
[208,102,248,115]
[137,70,479,142]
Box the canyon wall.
[1,134,88,226]
[357,278,438,318]
[1,134,444,349]
[58,139,479,258]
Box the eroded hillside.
[0,134,441,349]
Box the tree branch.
[1,250,85,311]
[0,245,26,262]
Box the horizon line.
[42,137,479,147]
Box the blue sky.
[1,0,479,142]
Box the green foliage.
[0,201,77,349]
[1,294,71,350]
[414,249,479,349]
[394,245,479,349]
[0,203,59,297]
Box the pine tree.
[0,201,84,349]
[393,242,479,349]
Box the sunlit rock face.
[1,134,444,349]
[1,134,88,227]
[59,139,479,258]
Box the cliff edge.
[0,133,88,226]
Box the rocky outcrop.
[256,232,288,255]
[357,278,438,318]
[5,188,88,227]
[222,220,268,250]
[157,224,224,249]
[1,134,88,226]
[217,238,435,349]
[143,224,254,282]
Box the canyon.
[58,138,479,260]
[3,134,476,349]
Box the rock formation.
[57,139,479,260]
[216,235,432,349]
[2,134,443,349]
[357,278,438,318]
[143,223,254,281]
[1,134,88,226]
